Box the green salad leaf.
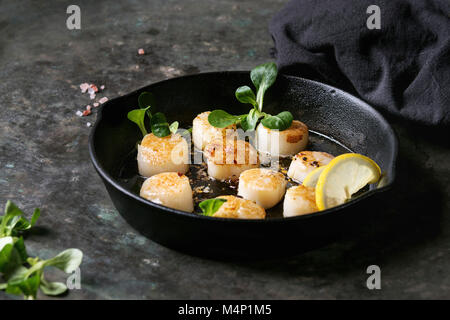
[199,198,227,216]
[250,62,278,111]
[169,121,179,134]
[241,108,265,131]
[127,107,150,137]
[207,110,245,128]
[261,111,294,131]
[0,201,40,238]
[207,62,293,132]
[150,112,171,137]
[235,86,257,108]
[40,279,67,296]
[128,92,179,138]
[138,92,156,109]
[0,201,83,300]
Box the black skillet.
[88,72,397,259]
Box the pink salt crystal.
[82,109,91,116]
[99,97,108,104]
[90,84,99,93]
[100,85,105,90]
[86,105,92,111]
[93,102,99,107]
[80,83,89,93]
[138,48,145,55]
[89,93,96,100]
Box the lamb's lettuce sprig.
[128,92,178,138]
[208,62,293,132]
[0,201,83,300]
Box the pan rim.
[88,71,398,224]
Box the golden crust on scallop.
[140,172,194,212]
[285,120,308,143]
[292,151,334,168]
[238,168,285,190]
[193,111,237,150]
[204,138,259,166]
[141,172,189,193]
[139,133,189,166]
[286,185,317,204]
[257,120,309,157]
[212,195,266,219]
[261,120,308,141]
[283,185,318,217]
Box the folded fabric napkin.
[270,0,450,126]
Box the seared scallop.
[283,185,318,217]
[140,172,194,212]
[238,168,287,209]
[192,111,237,150]
[212,195,266,219]
[256,120,308,157]
[137,133,189,177]
[287,151,334,183]
[204,138,259,181]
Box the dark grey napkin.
[269,0,450,126]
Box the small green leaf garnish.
[250,62,278,111]
[150,112,171,137]
[261,111,294,131]
[129,92,180,138]
[207,110,244,128]
[0,201,83,300]
[235,86,257,108]
[40,279,67,296]
[199,198,227,216]
[127,106,150,137]
[138,92,156,116]
[241,108,266,131]
[208,62,293,132]
[169,121,179,134]
[41,249,83,274]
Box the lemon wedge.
[302,166,327,188]
[315,153,381,210]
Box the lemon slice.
[315,153,381,210]
[302,166,327,188]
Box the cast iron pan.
[88,72,397,259]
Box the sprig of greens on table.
[0,201,83,300]
[128,92,179,138]
[207,62,293,131]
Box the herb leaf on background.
[0,201,83,300]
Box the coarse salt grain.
[90,84,99,93]
[80,83,89,93]
[100,85,105,90]
[93,102,99,107]
[99,97,108,104]
[86,105,92,111]
[76,110,83,117]
[86,122,92,127]
[138,48,145,55]
[89,93,96,100]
